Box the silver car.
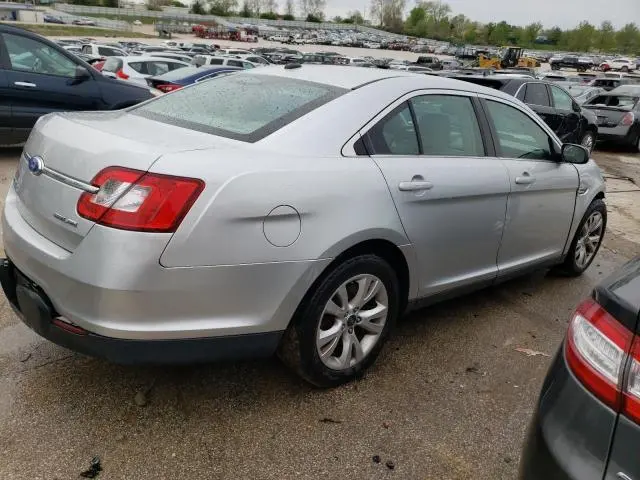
[0,66,606,387]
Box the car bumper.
[597,125,634,144]
[0,259,282,364]
[2,186,330,359]
[519,346,616,480]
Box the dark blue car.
[0,24,152,144]
[146,66,241,93]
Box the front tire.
[278,254,400,387]
[557,199,607,276]
[580,130,596,153]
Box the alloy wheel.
[316,274,388,370]
[575,211,604,269]
[581,133,594,152]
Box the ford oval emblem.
[28,156,44,176]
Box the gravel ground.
[0,147,638,480]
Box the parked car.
[72,18,97,26]
[43,14,65,24]
[81,43,128,58]
[415,55,443,70]
[228,54,271,66]
[144,51,193,64]
[583,85,640,151]
[191,55,257,69]
[551,55,588,72]
[0,24,152,145]
[0,66,605,386]
[440,59,462,70]
[591,77,635,91]
[133,19,142,26]
[453,76,599,151]
[556,84,605,105]
[101,56,190,87]
[602,58,637,72]
[520,257,640,480]
[146,65,241,93]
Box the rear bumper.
[2,184,329,343]
[0,259,281,364]
[597,125,634,144]
[519,346,616,480]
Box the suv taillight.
[566,298,640,422]
[116,68,129,80]
[156,83,182,93]
[620,112,635,126]
[77,167,204,232]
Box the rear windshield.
[132,73,346,142]
[102,57,123,73]
[587,95,639,109]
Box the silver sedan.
[1,66,606,387]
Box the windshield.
[132,73,346,142]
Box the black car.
[520,257,640,480]
[0,24,152,144]
[550,55,589,72]
[454,76,598,150]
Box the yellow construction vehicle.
[478,47,539,69]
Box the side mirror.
[572,102,581,113]
[71,65,91,84]
[562,143,590,164]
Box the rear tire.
[278,254,400,387]
[556,199,607,276]
[622,66,629,72]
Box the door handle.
[398,180,434,192]
[14,81,36,88]
[515,172,536,185]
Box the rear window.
[587,95,639,109]
[132,74,346,142]
[102,57,123,73]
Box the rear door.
[481,96,579,276]
[363,91,510,296]
[0,69,13,143]
[0,31,101,142]
[550,84,583,143]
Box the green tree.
[170,0,186,6]
[239,0,251,16]
[520,22,543,46]
[282,13,294,20]
[190,0,205,14]
[306,13,322,22]
[616,23,640,53]
[260,11,278,19]
[348,10,364,24]
[545,26,563,45]
[595,21,616,52]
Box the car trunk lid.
[584,95,638,127]
[14,111,231,252]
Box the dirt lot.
[0,148,638,480]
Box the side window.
[168,62,185,71]
[366,103,419,155]
[410,95,485,157]
[227,60,243,67]
[551,85,574,110]
[516,85,526,101]
[209,58,224,65]
[485,100,553,160]
[128,62,144,74]
[524,83,551,107]
[147,62,170,76]
[242,62,255,69]
[3,33,77,77]
[81,45,91,54]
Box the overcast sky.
[324,0,640,29]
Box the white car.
[603,58,636,72]
[192,55,257,69]
[133,20,142,26]
[217,48,252,56]
[81,43,128,58]
[227,54,271,66]
[102,56,190,87]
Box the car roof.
[121,56,188,63]
[246,65,520,99]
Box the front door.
[550,84,583,143]
[482,98,579,276]
[0,32,101,142]
[363,92,510,296]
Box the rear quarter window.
[102,57,122,73]
[132,74,346,142]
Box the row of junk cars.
[51,37,640,152]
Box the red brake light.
[565,298,633,410]
[156,83,182,93]
[116,68,129,80]
[77,167,204,232]
[620,112,635,126]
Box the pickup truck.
[550,55,590,72]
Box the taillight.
[620,112,635,126]
[566,297,640,424]
[116,69,129,80]
[156,83,182,93]
[77,167,204,233]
